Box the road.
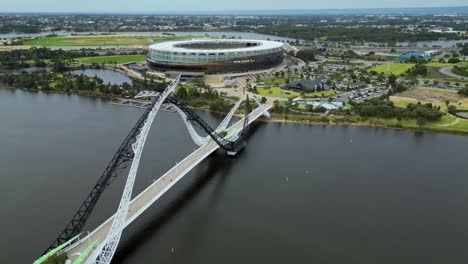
[63,105,271,261]
[439,66,467,80]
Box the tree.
[388,74,397,86]
[417,117,426,127]
[261,97,267,104]
[295,50,316,62]
[460,45,468,56]
[175,86,188,99]
[448,105,457,115]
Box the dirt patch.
[398,86,463,103]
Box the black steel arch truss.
[164,95,251,153]
[44,95,252,254]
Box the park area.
[22,35,190,46]
[75,55,146,64]
[393,86,467,107]
[257,86,341,99]
[368,63,415,75]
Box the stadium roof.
[149,39,284,53]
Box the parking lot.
[333,87,389,102]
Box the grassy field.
[368,63,415,75]
[273,112,468,134]
[257,87,299,98]
[307,90,341,97]
[23,35,190,46]
[257,86,341,99]
[426,62,457,68]
[365,115,468,134]
[424,67,456,79]
[426,62,468,68]
[391,87,468,111]
[398,86,462,103]
[75,55,146,64]
[259,77,289,86]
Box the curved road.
[439,66,466,80]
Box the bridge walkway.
[64,105,271,261]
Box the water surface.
[0,88,467,264]
[68,69,133,85]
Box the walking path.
[439,66,466,80]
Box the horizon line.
[1,5,468,15]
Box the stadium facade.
[146,39,284,75]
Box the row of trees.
[350,98,443,123]
[255,25,465,42]
[0,71,138,97]
[173,80,233,112]
[459,87,468,97]
[452,66,468,78]
[0,47,96,70]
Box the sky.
[0,0,467,13]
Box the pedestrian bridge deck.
[64,105,271,260]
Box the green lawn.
[257,86,340,99]
[23,35,190,46]
[426,62,468,68]
[75,55,146,64]
[307,90,341,97]
[259,77,289,86]
[257,87,299,98]
[426,62,457,68]
[368,63,415,75]
[365,115,468,133]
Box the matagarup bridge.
[35,76,271,264]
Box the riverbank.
[3,85,468,135]
[264,113,468,135]
[0,85,122,100]
[190,105,468,135]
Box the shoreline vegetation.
[2,85,467,136]
[1,46,467,136]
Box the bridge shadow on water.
[112,122,265,262]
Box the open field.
[368,63,415,75]
[22,35,190,46]
[257,86,341,99]
[424,67,456,79]
[397,86,463,103]
[426,62,457,68]
[257,87,299,98]
[260,77,289,86]
[307,90,341,97]
[425,62,468,68]
[391,87,468,111]
[75,55,146,64]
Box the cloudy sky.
[1,0,466,12]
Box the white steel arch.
[172,96,244,147]
[216,98,243,132]
[173,106,210,147]
[252,96,271,118]
[85,76,181,264]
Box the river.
[68,69,133,85]
[1,88,468,264]
[0,31,298,42]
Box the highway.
[63,105,271,261]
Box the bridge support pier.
[227,141,246,156]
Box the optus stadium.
[146,39,285,75]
